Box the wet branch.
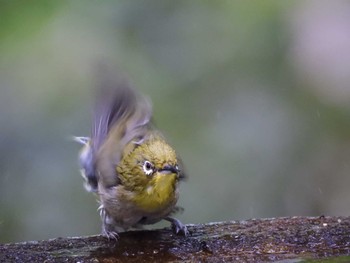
[1,216,350,262]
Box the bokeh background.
[1,1,350,243]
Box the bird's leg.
[99,205,119,241]
[165,216,189,236]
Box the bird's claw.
[166,217,189,237]
[102,229,119,241]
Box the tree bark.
[1,216,350,262]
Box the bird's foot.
[102,228,119,241]
[100,207,119,241]
[165,216,189,236]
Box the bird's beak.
[158,164,178,174]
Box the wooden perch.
[1,216,350,262]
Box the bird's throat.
[134,173,177,213]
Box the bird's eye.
[143,161,154,175]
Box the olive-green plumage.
[76,67,187,239]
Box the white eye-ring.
[143,161,154,175]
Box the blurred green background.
[1,0,350,243]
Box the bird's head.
[117,136,183,212]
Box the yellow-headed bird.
[75,66,187,240]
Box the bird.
[75,66,188,240]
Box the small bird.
[75,66,188,240]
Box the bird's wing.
[92,64,152,188]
